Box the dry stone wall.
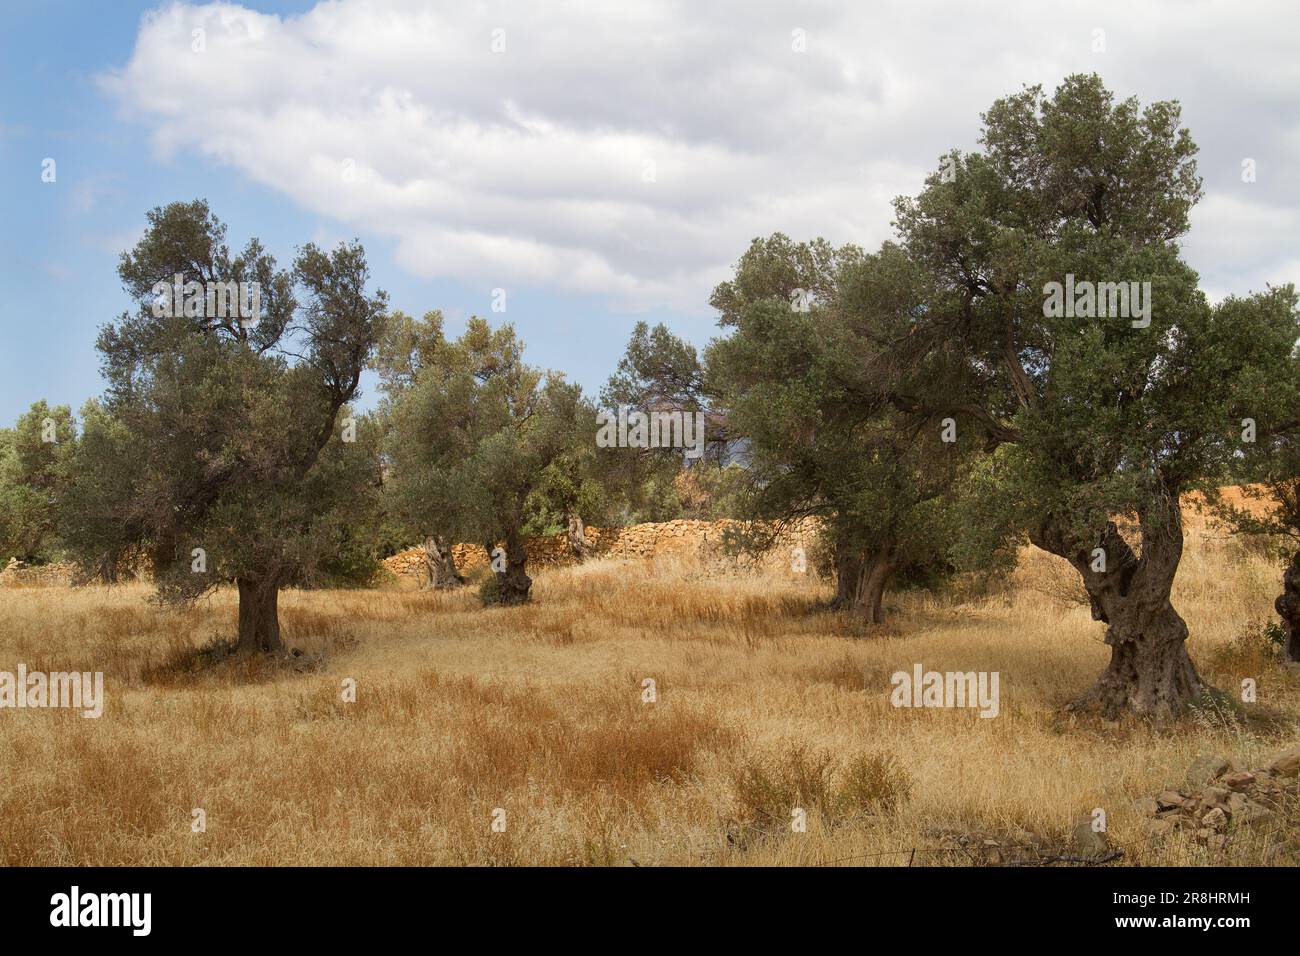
[381,517,823,582]
[0,558,75,587]
[6,487,1269,588]
[2,519,820,588]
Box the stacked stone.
[0,559,77,587]
[379,516,825,580]
[1137,746,1300,851]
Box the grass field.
[1,524,1297,866]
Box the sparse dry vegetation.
[2,526,1296,867]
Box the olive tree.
[0,401,76,564]
[878,75,1298,713]
[373,309,472,588]
[384,316,587,603]
[63,200,386,652]
[1207,358,1300,662]
[707,235,982,623]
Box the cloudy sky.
[2,0,1297,423]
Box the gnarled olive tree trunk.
[422,535,464,590]
[236,572,284,653]
[1275,550,1300,663]
[566,510,592,562]
[1033,502,1206,717]
[832,543,898,624]
[833,550,861,609]
[488,531,532,604]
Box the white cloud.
[101,0,1300,311]
[1186,193,1300,303]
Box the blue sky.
[2,1,1296,426]
[0,0,700,424]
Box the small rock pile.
[931,827,1052,865]
[1137,745,1300,851]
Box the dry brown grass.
[0,529,1297,867]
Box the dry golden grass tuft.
[0,526,1297,866]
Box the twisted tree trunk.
[566,510,592,562]
[1033,501,1206,717]
[1275,550,1300,662]
[236,571,283,653]
[833,550,864,608]
[422,535,464,590]
[489,531,532,604]
[858,549,898,625]
[832,543,898,624]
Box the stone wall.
[381,517,824,583]
[5,486,1270,588]
[3,519,821,588]
[0,558,76,587]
